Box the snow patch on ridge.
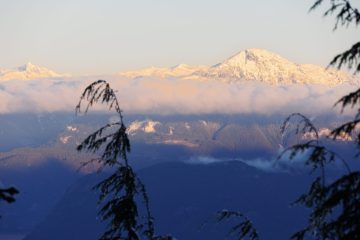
[127,120,161,135]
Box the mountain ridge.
[117,48,349,85]
[1,49,351,85]
[0,62,68,81]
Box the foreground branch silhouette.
[280,112,360,239]
[76,80,173,240]
[216,210,259,240]
[0,186,19,218]
[310,0,360,72]
[274,2,360,239]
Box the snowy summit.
[0,62,67,81]
[205,48,347,85]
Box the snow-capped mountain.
[0,49,355,115]
[204,49,348,85]
[117,64,209,79]
[0,49,350,85]
[1,49,349,84]
[116,48,349,85]
[0,62,68,81]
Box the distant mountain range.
[117,48,349,85]
[0,115,282,170]
[0,49,351,85]
[0,113,353,172]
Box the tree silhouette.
[310,0,360,72]
[275,1,360,239]
[0,186,19,219]
[76,80,173,240]
[280,113,359,239]
[0,187,19,205]
[216,210,259,240]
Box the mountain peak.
[215,48,292,69]
[0,63,68,81]
[18,62,42,72]
[205,48,348,85]
[230,48,282,59]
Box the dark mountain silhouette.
[0,160,81,235]
[24,161,311,240]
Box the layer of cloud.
[0,76,356,115]
[184,149,311,173]
[186,156,223,165]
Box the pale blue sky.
[0,0,358,75]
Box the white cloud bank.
[0,76,356,115]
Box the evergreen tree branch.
[77,80,174,240]
[216,209,259,240]
[310,0,360,73]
